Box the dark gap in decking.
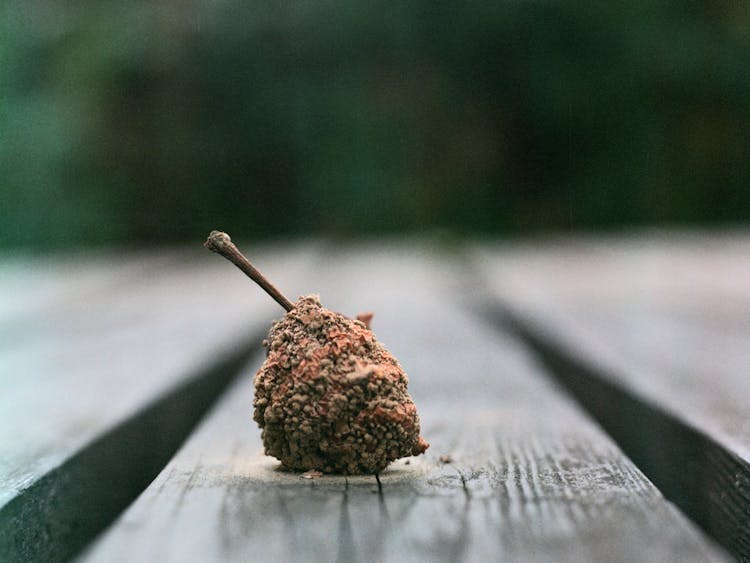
[0,333,263,563]
[476,301,750,561]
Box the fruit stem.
[204,230,294,312]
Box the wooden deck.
[1,234,747,561]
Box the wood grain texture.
[0,243,315,561]
[474,233,750,558]
[82,244,725,563]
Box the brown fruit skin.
[253,295,429,474]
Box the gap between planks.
[485,303,750,561]
[0,339,258,563]
[472,235,750,560]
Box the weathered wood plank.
[474,233,750,558]
[82,244,725,562]
[0,242,315,562]
[0,250,199,325]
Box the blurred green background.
[2,1,749,251]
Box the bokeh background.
[2,1,749,251]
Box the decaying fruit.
[204,230,428,474]
[255,295,428,474]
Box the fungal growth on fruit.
[204,231,429,474]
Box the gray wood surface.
[82,244,725,563]
[0,250,167,324]
[474,232,750,558]
[0,242,315,561]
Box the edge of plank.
[479,300,750,560]
[0,333,261,563]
